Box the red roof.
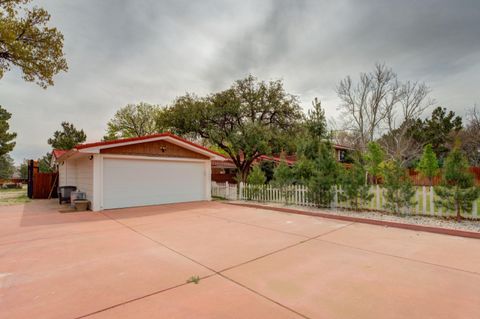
[52,149,67,159]
[74,132,226,158]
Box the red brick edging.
[226,202,480,240]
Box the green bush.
[246,165,266,200]
[381,160,416,214]
[434,147,480,220]
[339,159,373,210]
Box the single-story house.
[52,133,225,211]
[211,144,354,183]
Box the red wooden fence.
[408,167,480,186]
[27,160,58,199]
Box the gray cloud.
[2,0,479,163]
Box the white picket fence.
[211,182,480,219]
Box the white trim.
[204,160,212,200]
[101,153,210,163]
[92,154,103,211]
[77,136,223,160]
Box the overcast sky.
[2,0,479,163]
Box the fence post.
[333,185,338,210]
[239,182,244,200]
[472,200,478,218]
[422,186,427,215]
[415,187,420,214]
[225,181,229,199]
[429,186,435,215]
[376,185,381,210]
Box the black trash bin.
[58,186,77,204]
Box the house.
[211,144,354,183]
[52,133,225,211]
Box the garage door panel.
[102,158,206,209]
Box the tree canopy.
[47,121,86,150]
[104,102,164,140]
[164,75,303,181]
[409,107,462,160]
[0,0,67,88]
[0,105,16,156]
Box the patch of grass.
[186,275,201,284]
[0,187,25,192]
[0,194,30,205]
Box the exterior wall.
[58,160,77,187]
[100,140,209,159]
[74,156,94,201]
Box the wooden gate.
[27,160,59,199]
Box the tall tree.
[0,105,16,156]
[337,63,402,150]
[380,81,434,165]
[337,63,433,158]
[409,107,462,160]
[0,153,15,178]
[459,105,480,165]
[165,75,303,182]
[0,0,67,88]
[48,122,86,150]
[434,146,479,221]
[416,144,439,186]
[104,102,164,140]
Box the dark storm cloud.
[1,0,479,163]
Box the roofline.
[57,133,226,161]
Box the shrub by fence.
[212,181,480,219]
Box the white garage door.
[102,158,207,209]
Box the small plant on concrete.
[434,146,480,221]
[416,144,439,186]
[186,275,201,284]
[381,160,416,214]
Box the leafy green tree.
[0,105,16,156]
[19,160,28,179]
[434,147,480,221]
[409,107,462,160]
[48,122,86,150]
[165,75,302,182]
[339,157,373,210]
[37,152,54,173]
[364,142,385,184]
[104,102,164,140]
[380,160,416,214]
[307,143,339,207]
[0,0,67,88]
[416,144,439,186]
[0,154,15,178]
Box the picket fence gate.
[211,182,479,219]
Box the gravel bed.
[229,200,480,233]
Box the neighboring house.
[52,133,224,211]
[211,144,354,183]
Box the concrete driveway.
[1,200,479,319]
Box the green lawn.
[0,186,30,205]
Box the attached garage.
[54,133,224,211]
